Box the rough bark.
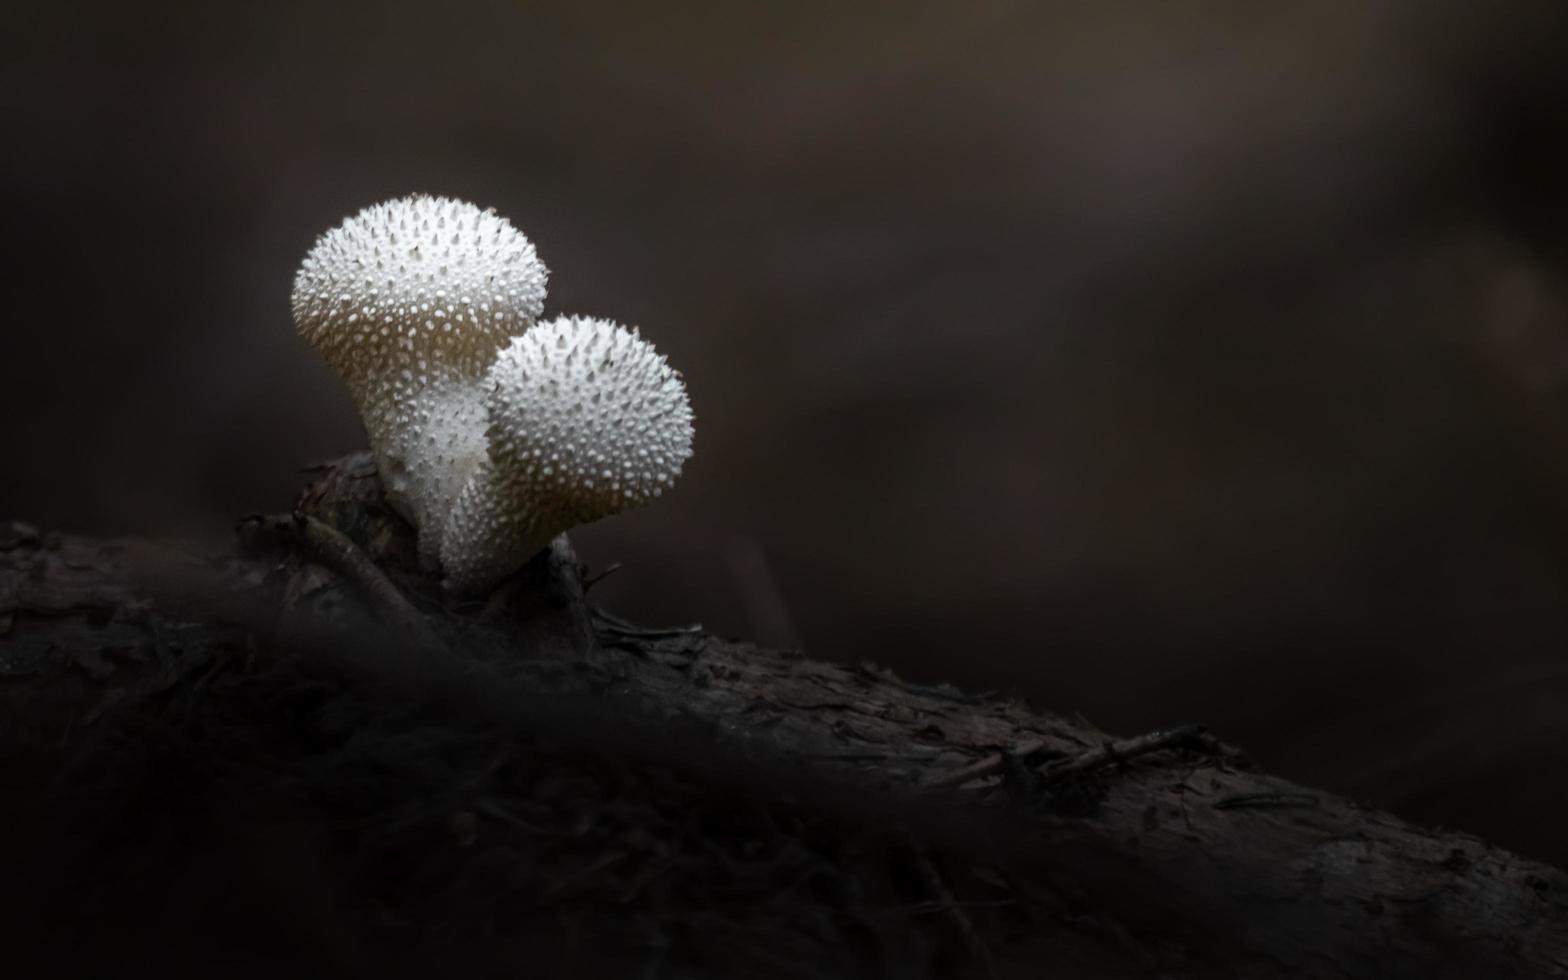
[1,456,1565,979]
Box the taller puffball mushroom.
[292,195,549,556]
[291,195,694,592]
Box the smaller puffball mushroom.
[439,315,695,592]
[291,195,548,560]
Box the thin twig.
[1214,792,1321,812]
[927,736,1052,791]
[905,833,996,979]
[1037,724,1208,786]
[928,724,1212,792]
[598,623,705,640]
[581,562,622,592]
[852,663,999,705]
[236,511,444,653]
[592,606,703,639]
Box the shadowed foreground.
[1,458,1565,979]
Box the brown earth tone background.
[5,0,1568,864]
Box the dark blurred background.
[5,0,1568,863]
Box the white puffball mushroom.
[291,198,693,593]
[291,194,549,559]
[439,315,695,592]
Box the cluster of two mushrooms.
[292,195,693,593]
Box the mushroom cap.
[291,194,548,395]
[487,315,695,525]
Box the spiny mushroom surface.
[293,196,694,592]
[439,315,694,592]
[292,195,548,559]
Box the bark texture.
[1,456,1565,979]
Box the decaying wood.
[2,456,1565,979]
[235,511,443,653]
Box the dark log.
[1,456,1565,979]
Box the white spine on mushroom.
[439,316,695,592]
[291,195,548,562]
